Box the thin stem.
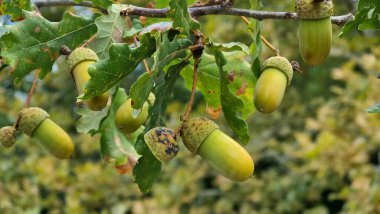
[13,116,20,129]
[25,70,40,108]
[181,57,200,122]
[260,35,280,56]
[81,33,97,48]
[133,36,152,75]
[14,70,40,129]
[240,16,280,56]
[33,1,354,25]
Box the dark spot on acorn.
[165,145,179,155]
[155,129,162,136]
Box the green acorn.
[254,56,293,114]
[115,93,155,134]
[144,127,179,162]
[0,126,17,148]
[181,117,254,182]
[67,47,109,111]
[19,107,74,159]
[296,0,333,65]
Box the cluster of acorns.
[0,0,333,182]
[0,47,254,182]
[254,0,333,114]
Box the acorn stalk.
[68,47,109,111]
[181,117,254,182]
[254,56,293,114]
[19,107,74,159]
[297,0,333,65]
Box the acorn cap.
[0,126,17,148]
[144,127,179,162]
[181,117,219,154]
[261,56,293,86]
[296,0,334,19]
[67,47,99,72]
[19,107,50,137]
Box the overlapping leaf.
[181,43,255,118]
[0,0,31,20]
[0,11,98,82]
[340,0,380,37]
[99,89,140,171]
[133,61,189,193]
[209,46,250,144]
[76,88,140,173]
[130,32,191,109]
[133,134,162,193]
[249,0,263,78]
[168,0,200,36]
[88,4,128,59]
[82,34,156,99]
[76,106,110,136]
[149,61,190,127]
[123,19,143,39]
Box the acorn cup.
[144,127,179,162]
[115,93,155,134]
[19,107,74,159]
[181,117,254,182]
[0,126,17,148]
[297,0,333,65]
[254,56,293,114]
[67,47,109,111]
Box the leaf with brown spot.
[0,11,99,82]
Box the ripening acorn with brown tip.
[181,117,254,182]
[67,47,109,111]
[19,107,74,159]
[254,56,293,114]
[297,0,333,65]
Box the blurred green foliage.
[0,0,380,213]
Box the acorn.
[67,47,109,111]
[0,126,17,148]
[115,93,155,134]
[253,56,293,114]
[144,127,179,162]
[181,117,254,182]
[296,0,333,65]
[19,107,74,159]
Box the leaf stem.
[81,33,98,48]
[181,57,200,123]
[133,36,152,75]
[240,16,280,56]
[25,70,40,109]
[13,70,40,129]
[181,30,204,123]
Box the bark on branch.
[34,1,354,25]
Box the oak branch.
[34,1,354,26]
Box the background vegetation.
[0,0,379,213]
